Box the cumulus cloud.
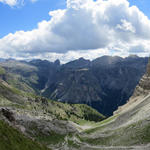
[116,19,136,33]
[0,0,150,62]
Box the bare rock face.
[133,59,150,97]
[115,58,150,115]
[146,58,150,76]
[0,108,15,122]
[0,107,77,142]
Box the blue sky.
[0,0,66,38]
[0,0,150,62]
[128,0,150,18]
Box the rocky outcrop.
[1,108,15,122]
[132,58,150,97]
[147,58,150,76]
[0,107,77,150]
[114,58,150,115]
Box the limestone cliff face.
[132,58,150,97]
[114,58,150,115]
[147,58,150,76]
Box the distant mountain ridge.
[0,55,148,116]
[42,56,148,116]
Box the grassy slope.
[0,79,26,105]
[0,62,38,94]
[0,66,5,75]
[46,102,105,123]
[79,119,150,146]
[0,120,50,150]
[77,99,150,147]
[0,78,105,123]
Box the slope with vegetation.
[0,120,50,150]
[0,75,105,150]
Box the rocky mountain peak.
[127,54,139,58]
[92,55,123,66]
[54,59,60,66]
[64,57,90,69]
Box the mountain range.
[0,55,148,116]
[0,56,150,149]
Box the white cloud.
[0,0,150,62]
[116,19,136,33]
[30,0,37,3]
[0,0,38,7]
[0,0,18,6]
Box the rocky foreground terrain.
[0,76,104,150]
